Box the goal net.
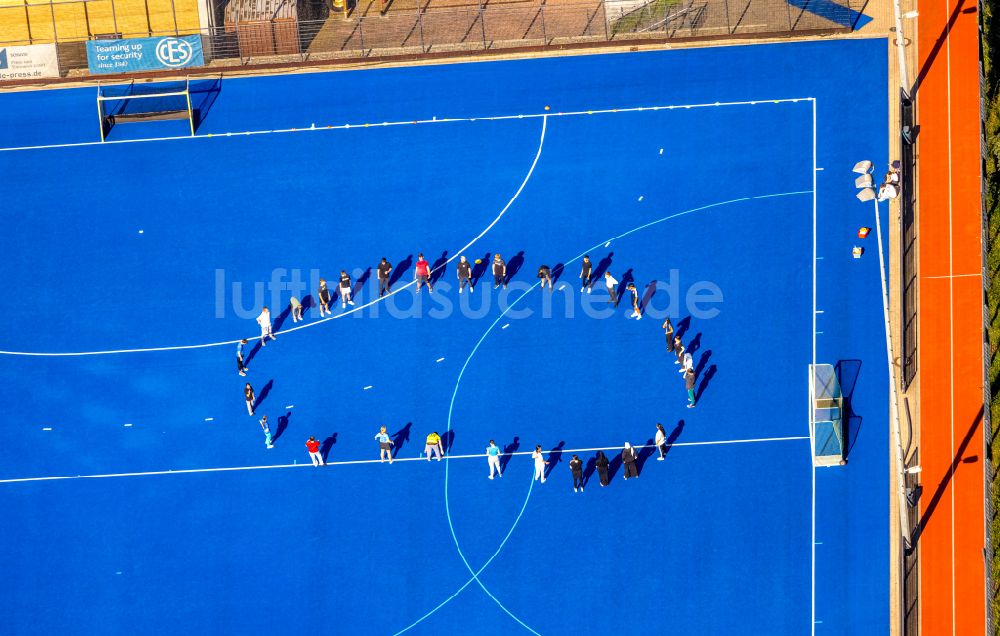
[809,363,845,466]
[97,79,194,141]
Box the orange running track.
[915,0,985,631]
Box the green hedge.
[985,0,1000,625]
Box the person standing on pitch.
[580,255,593,293]
[604,271,618,304]
[626,282,641,319]
[486,440,502,479]
[339,270,354,308]
[425,431,443,461]
[655,423,668,460]
[679,351,693,375]
[662,318,675,353]
[415,253,433,293]
[595,450,610,486]
[306,436,324,466]
[375,426,394,463]
[532,445,548,483]
[237,339,248,376]
[493,254,507,289]
[685,367,697,408]
[622,442,639,480]
[377,258,393,297]
[256,306,276,346]
[290,296,303,323]
[244,383,255,416]
[570,454,584,492]
[538,264,553,291]
[318,278,332,317]
[674,338,685,366]
[457,256,473,293]
[259,415,274,449]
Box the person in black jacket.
[569,454,583,492]
[538,264,553,291]
[622,442,639,480]
[457,256,473,293]
[492,254,506,289]
[595,450,610,487]
[377,258,393,297]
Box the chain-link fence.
[0,0,863,83]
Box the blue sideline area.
[0,38,888,635]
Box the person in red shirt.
[414,252,433,293]
[306,436,324,466]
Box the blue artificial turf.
[0,38,888,635]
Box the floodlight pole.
[892,0,910,97]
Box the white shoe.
[460,288,463,294]
[587,287,592,294]
[636,314,642,320]
[541,479,546,484]
[657,456,664,461]
[574,487,578,492]
[580,487,584,492]
[489,475,494,480]
[348,300,355,306]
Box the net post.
[186,78,194,136]
[96,84,106,143]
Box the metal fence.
[900,93,917,390]
[0,0,862,83]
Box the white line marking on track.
[0,436,809,485]
[501,323,510,330]
[204,417,214,422]
[363,385,373,391]
[921,273,981,279]
[436,357,445,362]
[284,405,295,409]
[42,427,52,431]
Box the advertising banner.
[0,44,59,81]
[87,36,204,75]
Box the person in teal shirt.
[486,440,502,479]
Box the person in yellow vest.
[425,431,443,461]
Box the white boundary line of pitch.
[0,435,809,484]
[0,97,814,154]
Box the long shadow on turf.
[544,441,565,478]
[551,263,565,286]
[442,430,455,454]
[253,379,274,411]
[429,251,449,285]
[388,254,413,289]
[675,315,692,341]
[272,411,292,444]
[320,432,338,462]
[635,438,656,475]
[505,251,526,285]
[470,252,491,289]
[391,422,413,458]
[500,436,520,472]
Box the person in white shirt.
[655,423,668,460]
[678,351,694,374]
[532,445,548,483]
[604,272,618,304]
[256,306,276,346]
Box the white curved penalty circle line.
[0,115,548,357]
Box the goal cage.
[809,363,846,466]
[97,79,195,141]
